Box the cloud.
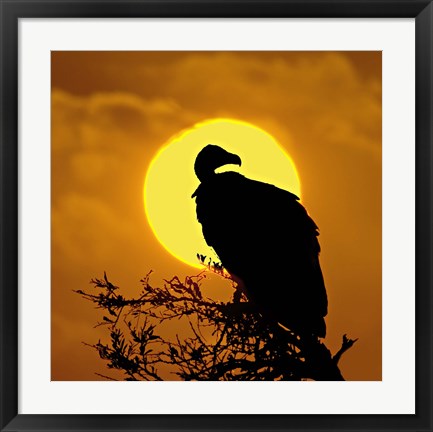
[132,52,381,154]
[52,193,135,265]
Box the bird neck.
[195,166,216,183]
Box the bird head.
[194,144,242,182]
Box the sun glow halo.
[144,119,301,269]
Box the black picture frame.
[1,1,432,431]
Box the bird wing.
[194,172,328,336]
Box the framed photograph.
[1,1,432,431]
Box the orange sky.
[51,51,382,381]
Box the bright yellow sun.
[144,118,301,269]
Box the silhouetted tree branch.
[75,270,357,381]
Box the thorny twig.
[75,270,357,381]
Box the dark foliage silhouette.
[192,144,327,339]
[75,269,356,381]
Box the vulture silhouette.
[192,144,328,338]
